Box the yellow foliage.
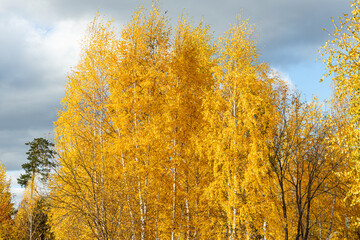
[322,0,360,233]
[0,164,14,239]
[48,2,358,240]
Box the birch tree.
[50,17,125,239]
[201,18,278,239]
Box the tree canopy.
[3,1,360,240]
[45,4,359,240]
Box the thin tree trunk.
[172,167,177,240]
[155,189,160,240]
[185,173,191,240]
[326,191,337,240]
[280,179,289,240]
[29,174,35,240]
[319,200,322,240]
[121,151,136,240]
[304,189,312,240]
[139,178,146,240]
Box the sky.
[0,0,350,205]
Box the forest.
[1,1,360,239]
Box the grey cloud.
[2,0,349,66]
[0,87,61,130]
[0,10,75,174]
[0,128,51,171]
[46,0,349,65]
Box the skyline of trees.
[1,1,360,239]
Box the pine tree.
[17,138,56,188]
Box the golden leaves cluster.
[49,3,354,240]
[322,0,360,232]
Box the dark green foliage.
[15,197,55,240]
[31,197,55,240]
[17,138,56,187]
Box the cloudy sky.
[0,0,350,205]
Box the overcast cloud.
[0,0,350,205]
